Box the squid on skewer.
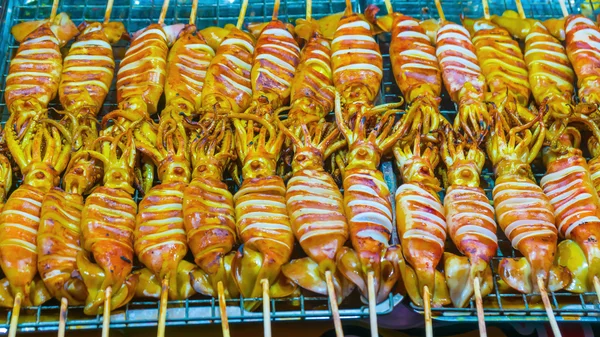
[465,18,534,127]
[280,121,352,302]
[440,128,496,308]
[436,22,489,142]
[77,131,139,315]
[246,0,300,118]
[288,18,335,120]
[0,127,11,212]
[542,119,600,294]
[565,15,600,108]
[185,119,239,298]
[0,116,73,308]
[334,92,403,304]
[394,132,451,307]
[486,112,570,294]
[230,113,296,310]
[6,12,78,132]
[133,120,196,301]
[331,1,384,117]
[37,126,102,306]
[367,4,448,138]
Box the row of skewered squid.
[7,0,600,328]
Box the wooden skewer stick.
[262,279,272,337]
[217,281,230,337]
[383,0,394,15]
[344,0,353,16]
[325,271,344,337]
[536,276,562,337]
[157,277,169,337]
[593,276,600,307]
[236,0,249,30]
[433,0,445,22]
[50,0,59,21]
[189,0,198,26]
[515,0,526,20]
[423,285,433,337]
[481,0,491,20]
[104,0,115,24]
[57,297,69,337]
[558,0,569,17]
[367,271,378,337]
[306,0,312,22]
[158,0,170,25]
[101,286,112,337]
[473,277,487,337]
[8,293,22,337]
[272,0,280,21]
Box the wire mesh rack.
[2,0,600,332]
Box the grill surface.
[0,0,599,332]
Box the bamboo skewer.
[367,272,378,337]
[104,0,114,24]
[217,281,230,337]
[157,278,169,337]
[158,0,170,25]
[57,298,68,337]
[101,287,112,337]
[325,271,344,337]
[262,279,272,337]
[8,293,22,337]
[558,0,569,17]
[423,285,433,337]
[482,0,491,20]
[189,0,198,26]
[473,277,487,337]
[593,276,600,309]
[236,0,249,30]
[537,277,562,337]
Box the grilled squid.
[542,125,600,293]
[565,15,600,107]
[59,21,127,118]
[0,116,73,307]
[334,93,403,303]
[288,19,335,120]
[394,133,450,307]
[440,128,496,308]
[37,127,102,306]
[486,113,570,294]
[185,119,239,298]
[248,5,300,117]
[133,120,196,301]
[5,13,77,132]
[230,113,296,310]
[201,27,255,114]
[331,4,383,115]
[77,132,139,315]
[467,19,534,126]
[164,24,215,119]
[436,22,489,142]
[280,121,352,302]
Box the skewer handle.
[367,272,378,337]
[158,0,170,25]
[102,287,112,337]
[236,0,249,30]
[473,277,487,337]
[50,0,59,21]
[434,0,445,22]
[558,0,569,17]
[515,0,526,19]
[157,277,169,337]
[481,0,491,20]
[537,277,562,337]
[262,279,272,337]
[306,0,312,21]
[384,0,394,14]
[58,298,68,337]
[189,0,198,25]
[104,0,115,24]
[593,276,600,309]
[325,271,344,337]
[8,293,22,337]
[423,285,433,337]
[272,0,280,21]
[217,281,231,337]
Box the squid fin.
[29,278,52,306]
[316,13,344,40]
[444,253,493,308]
[102,21,129,44]
[282,257,352,304]
[77,251,108,315]
[111,273,138,311]
[50,13,79,46]
[191,252,239,298]
[337,247,367,298]
[378,246,401,303]
[170,260,196,300]
[498,257,533,294]
[556,239,588,293]
[294,19,321,41]
[0,278,14,308]
[134,268,162,298]
[548,264,572,292]
[199,25,234,51]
